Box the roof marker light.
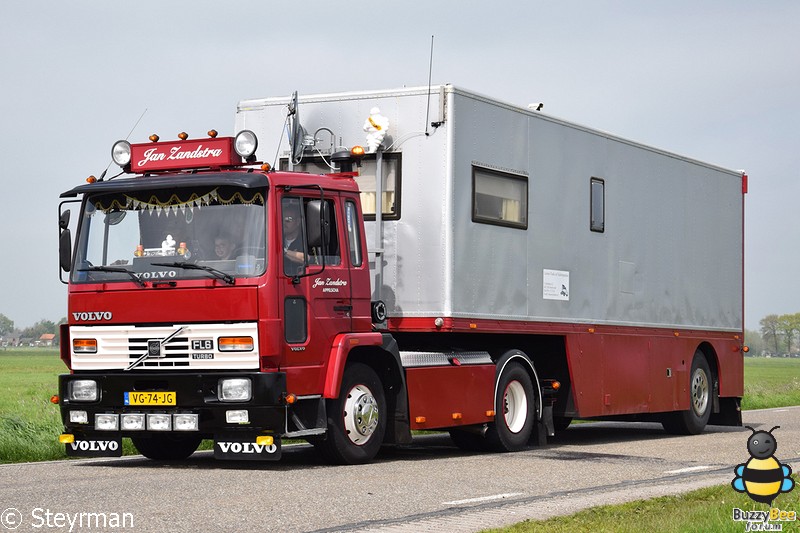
[234,130,258,158]
[111,140,131,167]
[149,134,160,142]
[208,129,218,138]
[178,132,189,140]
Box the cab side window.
[282,198,307,276]
[282,197,341,276]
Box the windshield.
[71,185,266,284]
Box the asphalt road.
[2,407,799,533]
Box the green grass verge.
[0,350,211,463]
[481,476,800,533]
[0,350,65,463]
[741,357,800,411]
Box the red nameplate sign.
[130,137,242,172]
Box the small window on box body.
[590,177,605,233]
[472,166,528,229]
[280,152,401,220]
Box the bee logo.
[732,425,794,504]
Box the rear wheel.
[485,361,536,452]
[662,351,713,435]
[316,363,386,465]
[132,434,202,460]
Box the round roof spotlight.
[111,140,132,167]
[234,130,258,158]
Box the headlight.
[226,410,249,424]
[111,140,132,167]
[173,414,199,431]
[218,378,252,402]
[147,414,172,431]
[69,411,89,424]
[121,413,146,431]
[69,380,98,402]
[234,130,258,158]
[95,414,119,431]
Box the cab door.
[279,191,352,391]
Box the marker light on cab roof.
[234,130,258,158]
[111,140,131,167]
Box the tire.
[316,363,386,465]
[485,362,537,452]
[449,428,487,452]
[662,351,713,435]
[132,434,202,460]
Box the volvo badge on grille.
[147,339,162,358]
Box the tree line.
[0,313,65,346]
[739,313,800,357]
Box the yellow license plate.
[124,391,176,406]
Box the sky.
[0,1,798,331]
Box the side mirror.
[305,200,330,250]
[59,210,71,230]
[59,228,72,272]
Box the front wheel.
[662,352,713,435]
[316,362,386,465]
[131,434,202,460]
[485,361,537,452]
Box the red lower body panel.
[406,365,495,430]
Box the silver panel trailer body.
[236,85,743,332]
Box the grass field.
[741,357,800,411]
[0,349,65,463]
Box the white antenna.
[425,35,435,136]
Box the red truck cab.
[57,132,405,463]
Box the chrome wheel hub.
[343,384,379,445]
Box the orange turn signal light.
[284,393,297,405]
[261,163,271,172]
[742,345,750,353]
[73,338,97,353]
[218,336,254,351]
[452,412,462,420]
[351,145,365,158]
[415,416,426,424]
[50,395,60,404]
[86,175,97,184]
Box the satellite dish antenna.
[288,91,307,165]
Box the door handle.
[333,305,353,313]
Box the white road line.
[443,493,524,506]
[663,465,713,474]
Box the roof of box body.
[238,84,741,178]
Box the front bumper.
[59,371,287,459]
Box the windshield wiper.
[152,261,235,285]
[79,265,146,287]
